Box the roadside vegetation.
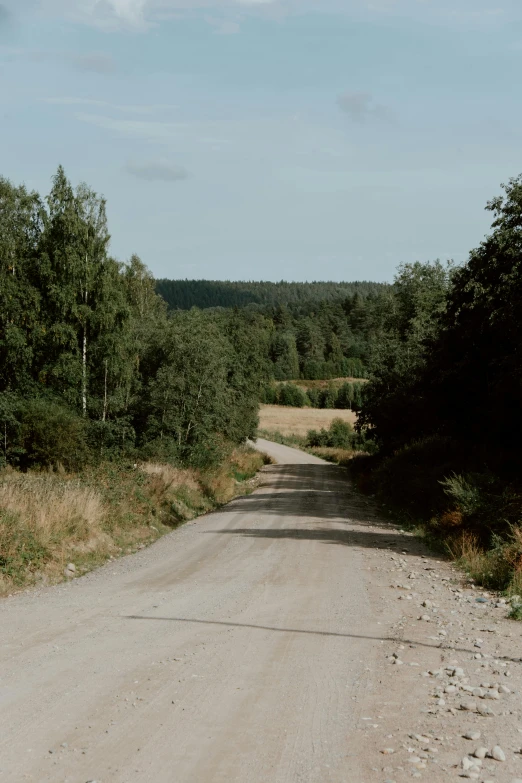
[260,379,366,410]
[352,176,522,603]
[0,168,271,590]
[0,446,268,593]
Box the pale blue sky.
[1,0,521,281]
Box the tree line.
[157,280,395,381]
[156,278,387,311]
[261,381,365,410]
[356,175,522,553]
[0,167,270,470]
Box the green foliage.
[509,603,522,621]
[306,418,374,452]
[17,398,90,471]
[305,387,321,408]
[262,380,366,410]
[328,419,354,448]
[366,436,464,519]
[359,178,522,468]
[0,510,49,583]
[256,429,307,449]
[156,279,388,311]
[319,384,337,409]
[260,385,278,405]
[277,383,308,407]
[156,280,388,382]
[440,474,484,517]
[0,168,270,471]
[335,382,364,410]
[357,260,454,451]
[271,331,300,380]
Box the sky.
[0,0,521,282]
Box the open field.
[258,404,357,436]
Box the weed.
[509,605,522,620]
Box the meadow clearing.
[258,404,357,437]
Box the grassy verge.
[0,445,270,595]
[350,440,522,615]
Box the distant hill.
[155,279,388,311]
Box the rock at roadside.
[490,746,506,762]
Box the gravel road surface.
[2,440,521,783]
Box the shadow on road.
[223,462,381,525]
[214,462,425,553]
[124,615,522,665]
[204,527,408,550]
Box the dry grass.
[0,446,267,594]
[448,531,483,572]
[0,474,105,540]
[140,463,200,492]
[447,529,522,594]
[200,447,268,505]
[259,404,357,437]
[0,473,110,590]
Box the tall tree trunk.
[82,259,88,417]
[82,324,87,417]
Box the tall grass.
[0,474,109,587]
[0,445,267,593]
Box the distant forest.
[155,279,388,311]
[156,279,391,381]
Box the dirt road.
[2,440,522,783]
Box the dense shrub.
[300,359,367,381]
[306,418,375,453]
[305,388,321,407]
[319,385,337,409]
[365,436,465,520]
[17,399,90,472]
[260,385,278,405]
[276,384,308,407]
